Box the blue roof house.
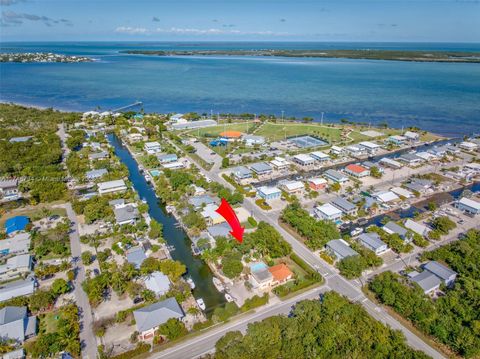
[5,217,29,236]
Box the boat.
[212,277,225,292]
[165,205,175,213]
[357,218,368,226]
[144,174,151,183]
[350,227,364,237]
[196,298,206,311]
[186,277,195,290]
[225,293,234,302]
[401,203,411,210]
[141,198,147,204]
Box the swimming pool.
[150,169,162,177]
[250,262,268,272]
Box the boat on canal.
[225,293,234,302]
[196,298,206,311]
[213,277,225,292]
[186,277,195,290]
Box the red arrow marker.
[215,198,245,243]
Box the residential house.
[9,136,32,143]
[114,205,140,225]
[373,191,400,204]
[144,141,162,154]
[344,164,370,178]
[279,180,304,194]
[127,133,144,143]
[257,186,281,201]
[201,203,225,226]
[404,131,420,142]
[331,197,357,216]
[97,179,127,195]
[423,261,457,287]
[109,198,125,208]
[2,348,25,359]
[325,239,358,261]
[409,271,441,295]
[398,153,424,166]
[404,219,431,237]
[0,179,20,202]
[345,145,364,157]
[268,264,293,285]
[358,233,388,255]
[206,223,232,238]
[390,186,414,198]
[459,141,478,152]
[133,298,184,340]
[324,169,349,183]
[428,146,448,157]
[308,177,327,191]
[5,216,29,236]
[314,203,342,222]
[404,179,433,194]
[0,306,36,343]
[144,271,171,297]
[0,255,33,282]
[456,197,480,215]
[189,195,216,211]
[85,168,108,181]
[157,153,178,164]
[162,161,185,170]
[310,151,330,162]
[379,158,403,169]
[383,221,412,242]
[88,151,109,161]
[270,157,290,170]
[232,166,252,181]
[387,135,407,146]
[249,262,273,290]
[0,279,35,303]
[415,152,438,162]
[330,146,344,156]
[250,162,273,176]
[126,247,147,269]
[359,141,382,154]
[292,154,315,167]
[191,185,206,196]
[0,233,31,257]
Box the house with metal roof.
[409,271,441,295]
[404,219,430,237]
[404,179,433,193]
[144,272,171,297]
[358,233,388,255]
[156,153,178,164]
[188,195,216,211]
[201,203,226,226]
[387,135,407,145]
[0,279,35,303]
[144,141,162,154]
[114,205,140,225]
[404,131,420,142]
[379,157,403,169]
[308,177,328,191]
[373,191,400,204]
[314,203,342,222]
[279,180,304,194]
[126,247,147,269]
[325,239,358,261]
[5,216,29,236]
[97,179,127,195]
[0,255,33,282]
[257,186,281,201]
[206,223,232,238]
[292,154,315,167]
[232,166,253,181]
[423,261,457,287]
[0,233,31,257]
[383,221,412,242]
[310,151,330,161]
[133,297,184,340]
[398,153,424,166]
[358,141,382,154]
[85,168,108,180]
[0,179,20,202]
[456,197,480,215]
[88,151,109,161]
[0,306,36,343]
[249,262,273,290]
[250,162,273,176]
[324,169,349,183]
[330,197,357,216]
[270,157,290,170]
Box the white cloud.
[115,26,288,36]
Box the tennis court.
[288,135,328,148]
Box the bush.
[241,293,269,312]
[81,251,93,265]
[221,254,243,279]
[247,216,257,227]
[110,343,151,359]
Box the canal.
[108,134,226,314]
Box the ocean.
[1,41,479,136]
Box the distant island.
[0,52,93,63]
[123,49,480,63]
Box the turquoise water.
[149,169,162,177]
[251,262,268,272]
[1,42,480,136]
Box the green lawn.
[43,311,61,333]
[254,122,342,143]
[183,122,255,138]
[0,205,67,228]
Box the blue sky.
[1,0,479,42]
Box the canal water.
[108,134,226,313]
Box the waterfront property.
[358,141,382,154]
[373,191,400,204]
[250,162,273,176]
[404,219,430,237]
[144,141,162,154]
[325,239,358,261]
[314,203,342,222]
[379,158,403,169]
[310,151,330,162]
[133,298,184,340]
[144,271,171,297]
[387,135,407,146]
[292,154,315,167]
[404,131,420,142]
[85,168,108,180]
[97,179,127,195]
[390,186,414,199]
[459,141,478,152]
[330,197,357,217]
[383,221,412,242]
[456,196,480,215]
[324,169,349,183]
[257,186,282,201]
[398,153,424,166]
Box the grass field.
[0,205,66,228]
[184,122,255,137]
[255,122,342,142]
[43,311,61,333]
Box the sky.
[1,0,479,42]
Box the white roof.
[310,151,329,159]
[201,203,224,222]
[359,141,381,149]
[316,203,342,216]
[460,141,478,148]
[293,154,314,163]
[415,152,437,161]
[374,191,399,203]
[270,159,289,168]
[163,161,185,169]
[404,219,430,236]
[390,135,407,141]
[380,158,402,167]
[404,131,420,138]
[459,197,480,210]
[97,179,126,191]
[465,163,480,171]
[309,177,327,185]
[144,271,171,295]
[258,186,281,196]
[145,141,161,148]
[282,181,304,191]
[330,145,343,152]
[390,186,414,198]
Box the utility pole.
[321,112,324,126]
